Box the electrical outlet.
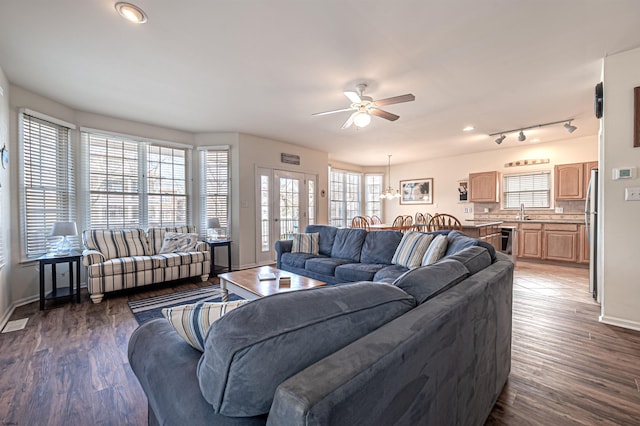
[483,208,489,213]
[555,207,564,213]
[625,187,640,201]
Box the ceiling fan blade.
[341,111,358,129]
[370,108,400,121]
[374,94,415,107]
[312,107,354,116]
[344,91,361,103]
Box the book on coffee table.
[258,272,276,281]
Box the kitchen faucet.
[519,203,527,221]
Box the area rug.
[128,285,243,324]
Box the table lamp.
[207,218,221,240]
[50,221,78,255]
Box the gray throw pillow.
[197,282,416,417]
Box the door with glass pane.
[256,168,316,264]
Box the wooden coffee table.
[218,266,326,301]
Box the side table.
[39,251,82,310]
[207,240,232,277]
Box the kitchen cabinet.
[461,223,502,252]
[518,223,543,259]
[469,171,499,202]
[543,224,579,262]
[554,161,598,200]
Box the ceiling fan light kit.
[313,83,415,129]
[490,118,577,145]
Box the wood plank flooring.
[1,263,639,425]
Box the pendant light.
[381,155,401,200]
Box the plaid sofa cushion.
[152,252,208,268]
[87,255,160,278]
[83,229,150,261]
[147,226,196,255]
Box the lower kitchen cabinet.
[543,224,579,262]
[513,222,586,265]
[518,223,543,259]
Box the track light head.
[495,134,506,145]
[564,121,577,133]
[518,130,526,142]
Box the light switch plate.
[624,187,640,201]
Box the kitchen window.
[503,171,551,209]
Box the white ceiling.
[1,1,639,166]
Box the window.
[83,130,190,229]
[200,147,230,239]
[329,168,362,227]
[20,111,76,258]
[308,178,316,225]
[503,171,551,209]
[364,174,383,218]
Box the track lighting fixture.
[489,118,577,145]
[564,121,577,133]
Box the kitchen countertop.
[461,221,503,228]
[469,219,584,225]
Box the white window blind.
[200,148,230,239]
[329,168,362,227]
[503,172,551,209]
[21,113,76,257]
[83,131,190,229]
[365,174,383,218]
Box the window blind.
[200,148,230,239]
[21,113,76,257]
[503,172,551,209]
[329,168,362,227]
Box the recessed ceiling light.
[531,138,541,143]
[463,126,475,132]
[115,2,148,24]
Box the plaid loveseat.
[82,226,210,303]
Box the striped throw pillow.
[162,299,249,351]
[421,234,449,266]
[291,233,320,255]
[392,231,435,269]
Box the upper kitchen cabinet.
[469,171,499,202]
[554,161,598,200]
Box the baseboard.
[599,314,640,332]
[0,304,16,332]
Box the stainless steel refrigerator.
[585,169,598,300]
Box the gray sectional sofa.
[128,226,514,425]
[276,224,495,284]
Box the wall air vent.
[281,153,300,165]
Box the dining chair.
[351,216,370,231]
[370,215,382,225]
[414,212,427,231]
[392,215,404,230]
[402,216,413,233]
[428,213,462,231]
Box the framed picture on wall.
[400,178,433,205]
[458,181,468,201]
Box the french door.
[256,168,316,264]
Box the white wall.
[600,47,640,330]
[0,66,11,327]
[379,136,597,222]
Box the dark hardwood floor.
[1,263,639,425]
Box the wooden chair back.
[351,216,370,231]
[392,215,404,229]
[428,213,462,231]
[370,215,382,225]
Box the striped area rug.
[128,285,243,324]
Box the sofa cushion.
[445,230,479,256]
[305,257,351,276]
[291,232,319,255]
[83,229,150,261]
[305,225,338,256]
[421,234,449,266]
[373,264,409,284]
[153,252,208,268]
[86,255,159,278]
[197,282,417,417]
[148,226,196,255]
[159,232,199,254]
[360,230,403,264]
[335,263,387,282]
[446,246,492,275]
[393,259,470,304]
[392,231,434,269]
[162,300,249,351]
[280,252,321,269]
[331,228,367,262]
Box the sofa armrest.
[274,239,293,269]
[128,319,266,426]
[82,249,105,266]
[195,241,210,253]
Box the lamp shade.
[50,222,78,237]
[207,218,221,229]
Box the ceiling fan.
[313,83,415,129]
